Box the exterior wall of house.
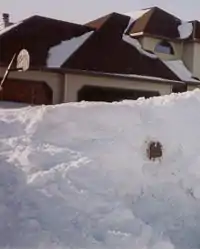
[0,67,64,104]
[182,42,194,74]
[187,85,199,91]
[139,36,182,60]
[64,73,172,102]
[193,42,200,79]
[182,42,200,80]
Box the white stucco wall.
[64,73,172,102]
[0,67,64,104]
[182,42,200,80]
[187,85,199,91]
[193,42,200,79]
[140,36,182,61]
[182,42,194,73]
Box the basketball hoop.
[0,49,30,91]
[16,49,30,72]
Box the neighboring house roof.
[0,15,94,67]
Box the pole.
[0,53,17,91]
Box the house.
[0,8,199,105]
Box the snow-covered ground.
[1,90,200,249]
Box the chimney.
[0,13,13,30]
[2,13,10,27]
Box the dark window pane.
[155,41,174,55]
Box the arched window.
[155,41,174,55]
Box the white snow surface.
[178,22,193,39]
[47,31,93,67]
[1,90,200,248]
[163,60,200,83]
[122,35,157,59]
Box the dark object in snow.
[147,141,163,160]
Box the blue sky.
[0,0,199,24]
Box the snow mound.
[1,90,200,248]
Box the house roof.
[0,15,94,67]
[0,12,198,84]
[63,12,180,81]
[127,7,182,40]
[86,7,182,40]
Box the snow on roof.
[124,9,151,34]
[178,21,193,39]
[0,21,22,36]
[47,31,94,67]
[122,35,157,59]
[163,60,200,83]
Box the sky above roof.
[0,0,199,24]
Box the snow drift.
[1,90,200,249]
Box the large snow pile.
[1,90,200,249]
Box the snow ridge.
[1,90,200,248]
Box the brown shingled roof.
[86,7,182,40]
[128,7,181,39]
[63,13,180,81]
[0,15,94,67]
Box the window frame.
[154,40,175,55]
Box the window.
[155,41,174,55]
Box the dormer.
[125,7,182,60]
